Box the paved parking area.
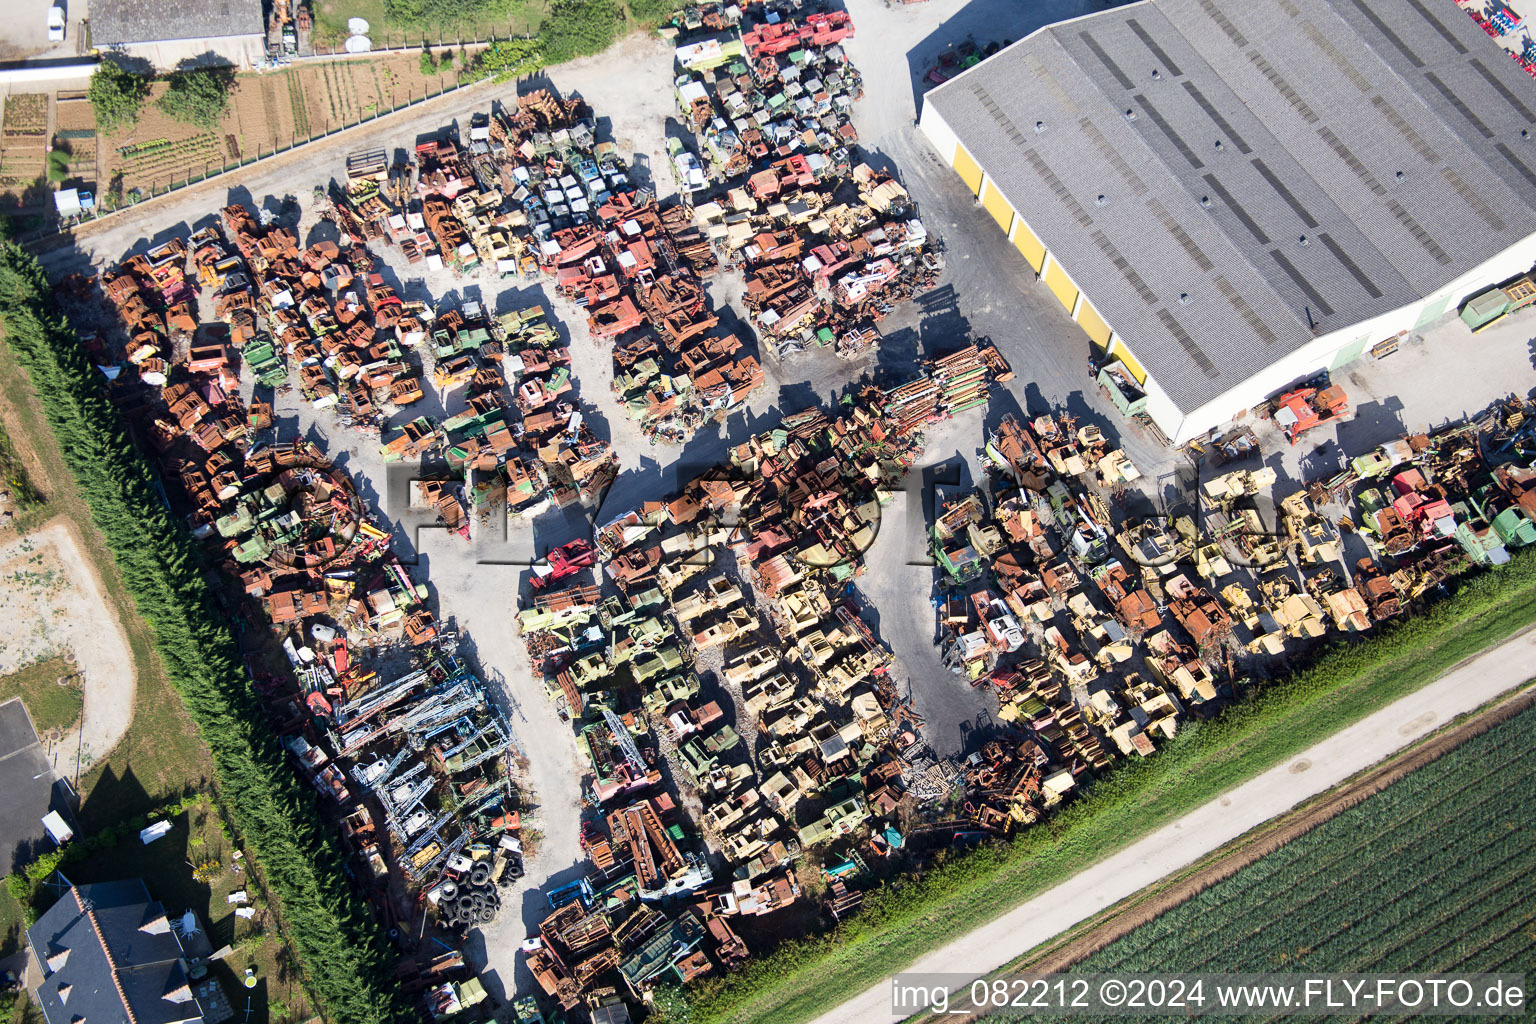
[0,699,64,874]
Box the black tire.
[469,862,491,886]
[457,895,477,915]
[439,880,457,900]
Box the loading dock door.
[1331,335,1370,371]
[1012,219,1046,272]
[1077,300,1113,349]
[981,181,1014,234]
[1414,293,1452,328]
[952,143,984,195]
[1044,259,1078,313]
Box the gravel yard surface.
[0,520,136,777]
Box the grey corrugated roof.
[927,0,1536,414]
[92,0,264,45]
[27,881,205,1024]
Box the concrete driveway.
[0,698,72,874]
[811,624,1536,1024]
[0,0,86,62]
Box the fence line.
[304,19,544,57]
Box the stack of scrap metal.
[67,237,529,1009]
[928,344,991,415]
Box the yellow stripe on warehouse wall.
[1109,339,1147,383]
[1012,219,1046,272]
[1077,299,1112,349]
[981,181,1014,234]
[1044,259,1078,312]
[952,143,984,195]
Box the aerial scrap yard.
[512,388,1536,1013]
[673,7,945,361]
[923,395,1536,832]
[104,187,621,535]
[72,210,555,1018]
[330,2,946,446]
[335,89,768,448]
[515,342,1010,1010]
[31,0,1536,1017]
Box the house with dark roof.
[91,0,267,70]
[921,0,1536,444]
[26,879,207,1024]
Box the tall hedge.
[0,244,409,1024]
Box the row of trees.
[0,244,409,1024]
[88,60,234,134]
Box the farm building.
[920,0,1536,444]
[91,0,266,70]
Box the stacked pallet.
[929,345,990,416]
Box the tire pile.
[437,857,521,928]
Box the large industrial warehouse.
[920,0,1536,445]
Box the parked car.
[47,6,66,42]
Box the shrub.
[383,0,522,27]
[87,61,151,134]
[25,851,63,883]
[468,38,545,82]
[539,0,624,64]
[626,0,681,26]
[419,47,438,75]
[156,67,234,130]
[46,148,71,183]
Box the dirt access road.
[812,624,1536,1024]
[0,520,135,778]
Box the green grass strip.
[679,544,1536,1024]
[0,243,410,1024]
[0,656,82,734]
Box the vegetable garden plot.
[54,98,99,192]
[0,93,49,202]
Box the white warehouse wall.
[103,35,268,72]
[919,103,959,166]
[1166,229,1536,443]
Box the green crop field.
[1076,703,1536,1010]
